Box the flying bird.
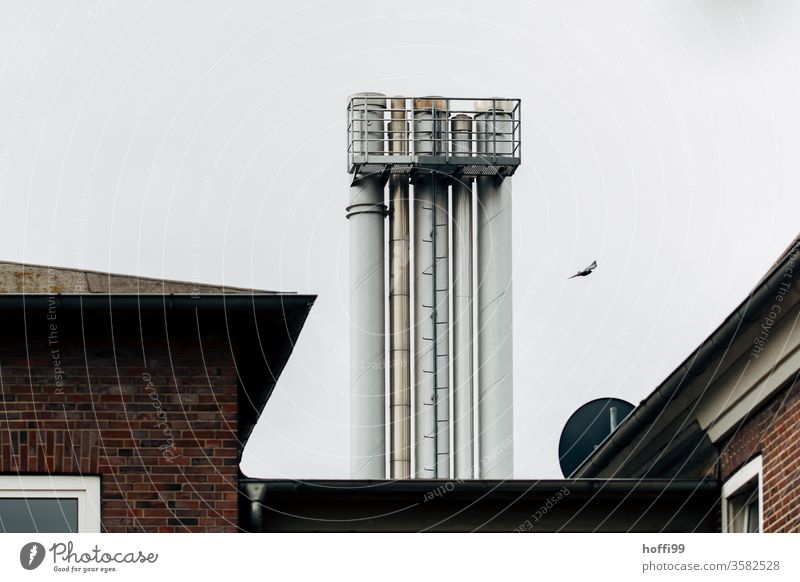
[568,260,597,279]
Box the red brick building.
[719,378,799,532]
[0,262,313,532]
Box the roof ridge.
[0,260,283,295]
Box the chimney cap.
[413,96,447,110]
[475,99,515,113]
[347,92,387,109]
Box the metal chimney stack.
[346,93,388,479]
[346,94,521,480]
[388,97,411,480]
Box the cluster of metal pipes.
[347,93,515,480]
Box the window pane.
[727,500,746,533]
[0,498,78,533]
[727,483,759,533]
[746,498,760,533]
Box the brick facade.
[0,307,241,532]
[719,374,800,533]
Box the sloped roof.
[573,231,800,478]
[0,260,277,295]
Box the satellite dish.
[558,397,635,477]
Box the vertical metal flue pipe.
[413,174,435,478]
[347,92,387,479]
[388,98,411,479]
[475,100,514,479]
[412,97,450,477]
[450,114,475,479]
[432,171,450,479]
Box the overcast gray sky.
[1,0,799,478]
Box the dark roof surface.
[241,478,720,532]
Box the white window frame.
[721,456,763,533]
[0,475,101,533]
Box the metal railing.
[346,96,522,176]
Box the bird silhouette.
[568,260,597,279]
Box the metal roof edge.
[240,477,720,500]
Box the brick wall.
[0,310,241,532]
[719,374,800,533]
